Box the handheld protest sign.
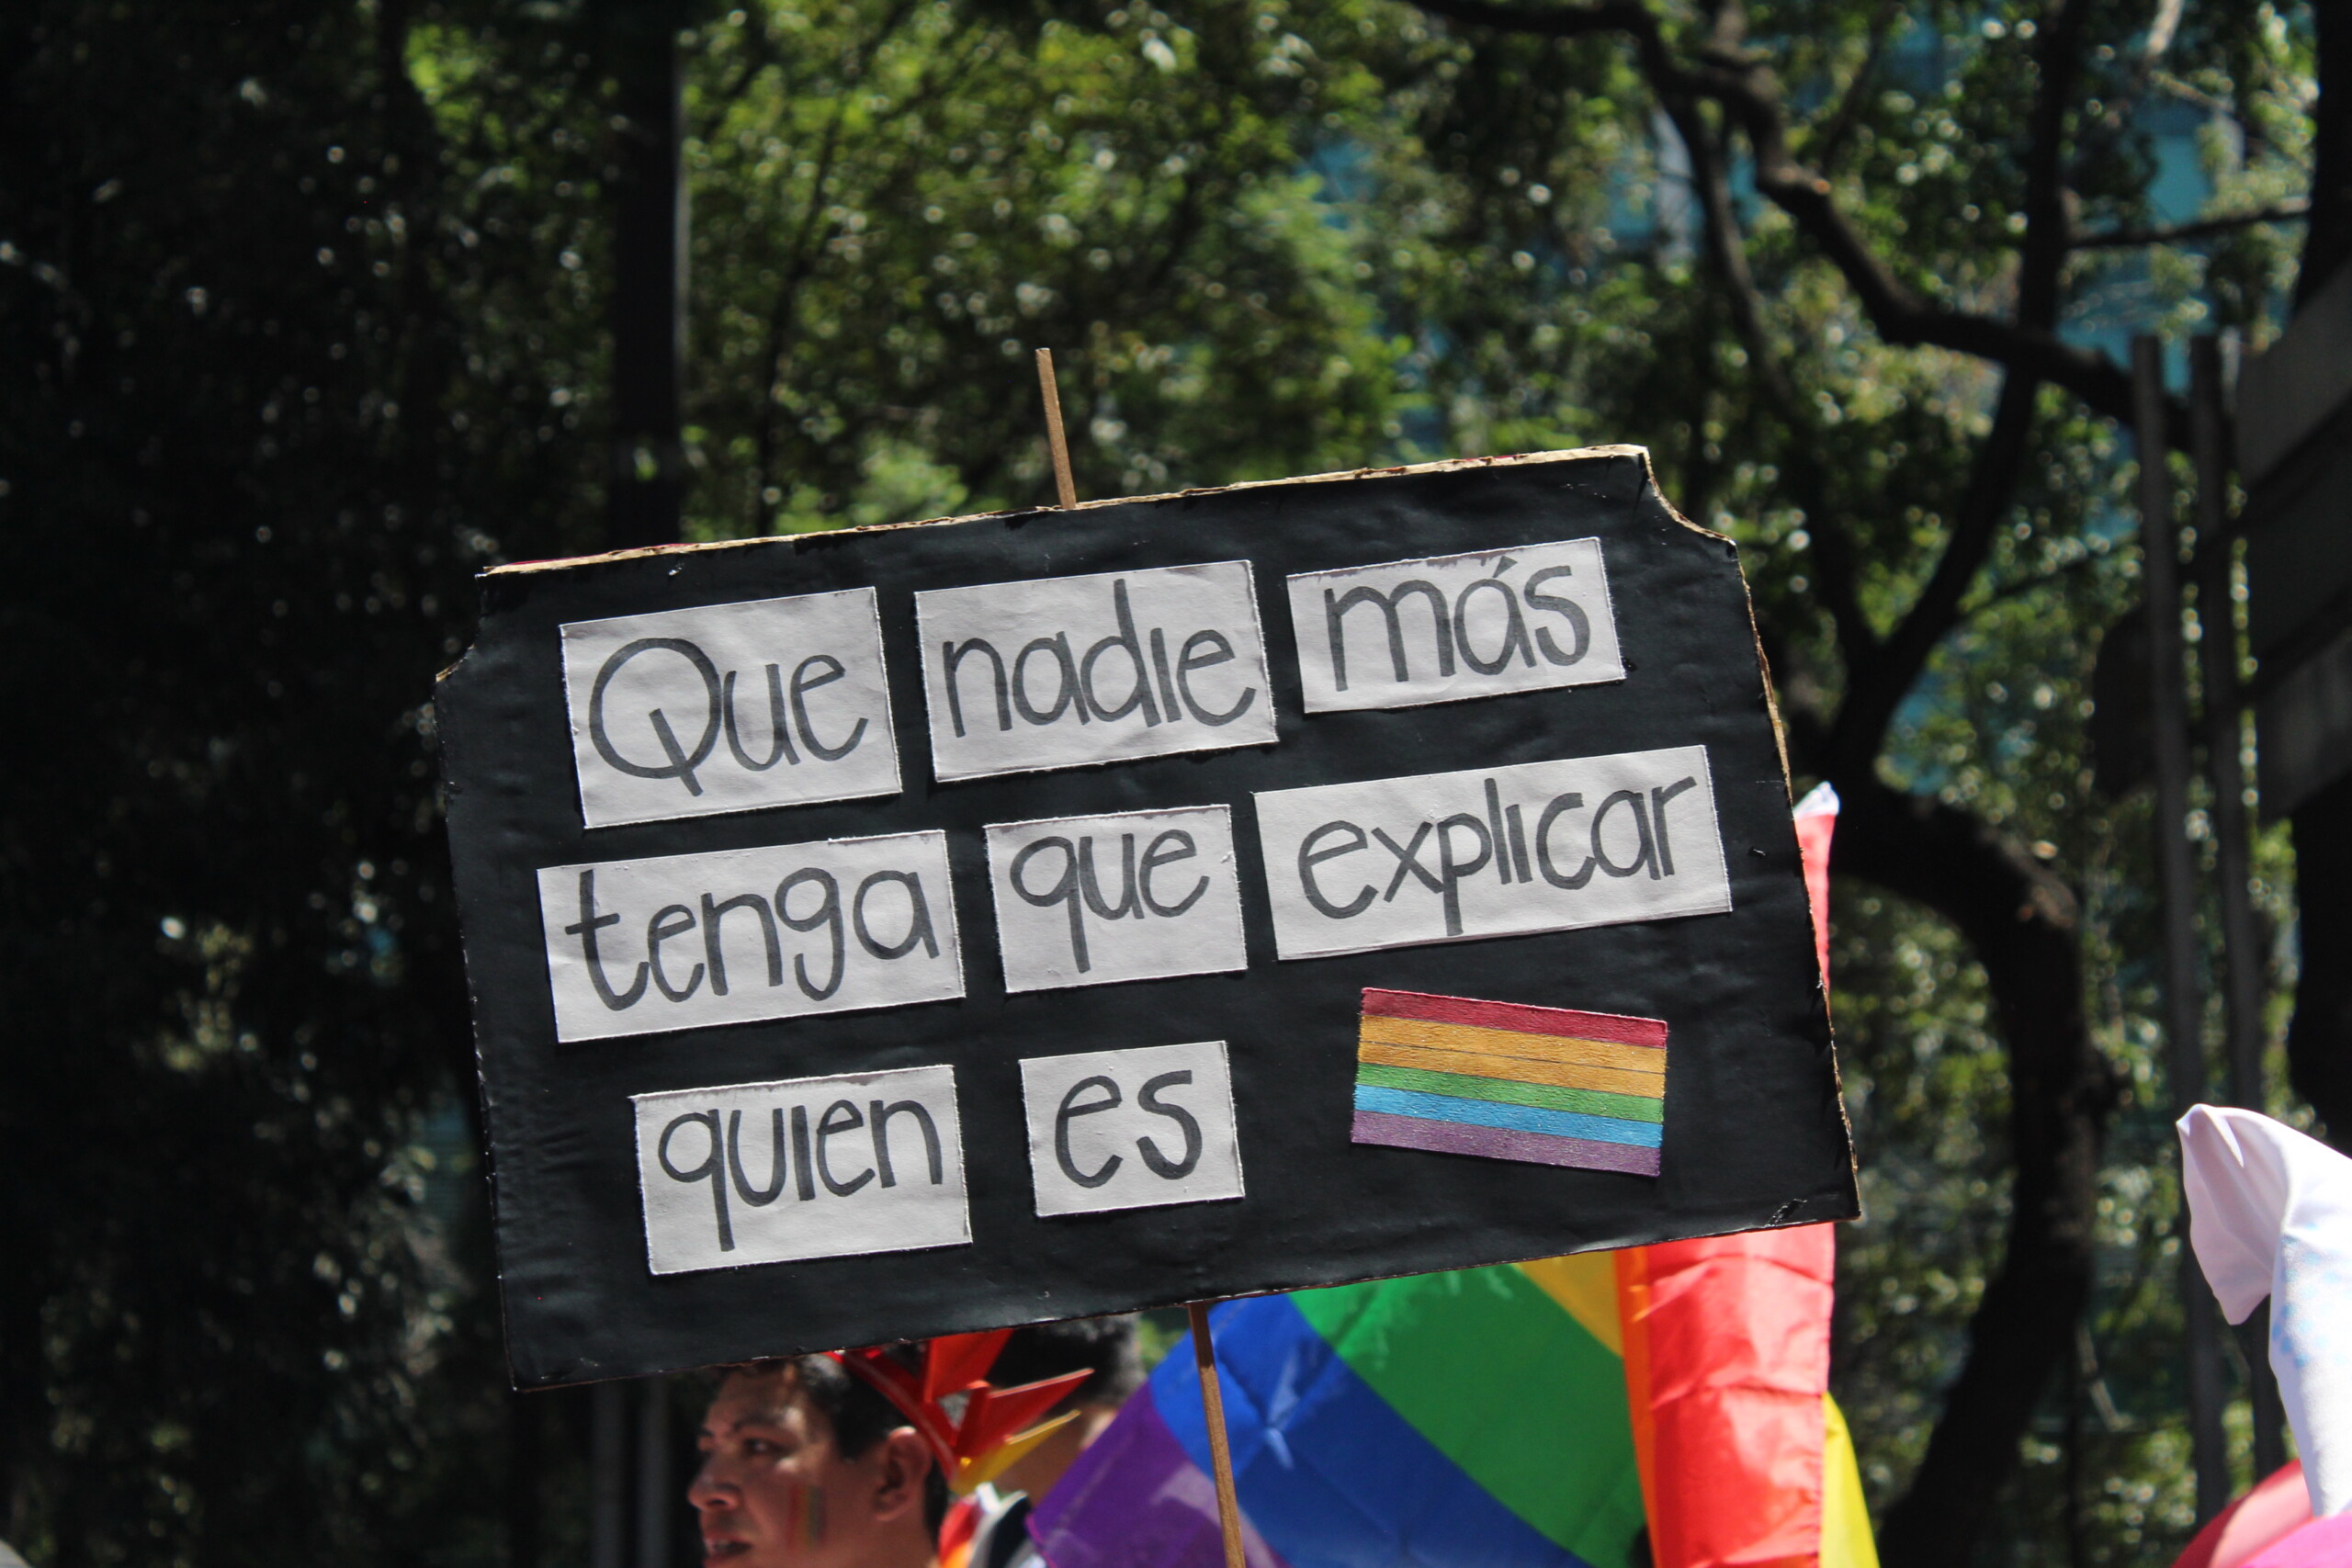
[436,446,1856,1386]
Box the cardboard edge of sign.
[511,1191,1860,1389]
[462,445,1713,583]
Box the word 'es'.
[1252,747,1731,960]
[536,833,962,1041]
[914,561,1276,781]
[634,1067,969,1272]
[1020,1042,1246,1217]
[1287,538,1625,713]
[560,591,901,828]
[986,806,1249,993]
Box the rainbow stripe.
[1350,989,1668,1178]
[1031,1257,1645,1568]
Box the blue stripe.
[1352,1085,1664,1149]
[1148,1297,1597,1568]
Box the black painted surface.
[436,449,1856,1387]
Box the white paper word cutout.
[560,591,901,829]
[536,832,962,1042]
[1252,747,1729,960]
[1286,538,1624,713]
[1020,1042,1244,1218]
[914,561,1276,782]
[985,806,1249,994]
[633,1066,969,1274]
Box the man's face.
[689,1369,929,1568]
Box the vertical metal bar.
[1186,1303,1249,1568]
[607,9,686,550]
[2189,333,2290,1477]
[591,1382,628,1568]
[2133,334,2232,1521]
[506,1390,541,1568]
[636,1379,670,1568]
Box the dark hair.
[725,1351,949,1536]
[985,1315,1142,1413]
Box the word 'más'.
[560,591,902,828]
[985,806,1249,993]
[536,832,962,1041]
[1251,747,1729,959]
[633,1066,969,1272]
[1286,538,1625,713]
[913,561,1276,781]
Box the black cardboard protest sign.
[437,446,1856,1386]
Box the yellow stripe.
[1359,1012,1668,1076]
[1513,1253,1624,1357]
[1821,1394,1880,1568]
[1357,1039,1666,1100]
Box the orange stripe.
[1359,1012,1669,1077]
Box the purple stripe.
[1351,1110,1661,1177]
[1028,1382,1289,1568]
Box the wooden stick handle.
[1186,1301,1248,1568]
[1035,347,1079,509]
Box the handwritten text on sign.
[1020,1041,1244,1218]
[1252,747,1730,960]
[536,833,963,1042]
[1286,538,1625,713]
[560,591,900,828]
[913,562,1276,782]
[633,1066,968,1274]
[985,806,1248,994]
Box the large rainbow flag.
[1030,1242,1875,1568]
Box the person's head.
[691,1353,946,1568]
[980,1316,1141,1501]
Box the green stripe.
[1355,1063,1665,1124]
[1292,1264,1644,1565]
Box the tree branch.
[2070,199,2310,249]
[1415,0,2182,437]
[1835,778,2117,1568]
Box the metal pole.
[636,1380,670,1568]
[591,1382,628,1568]
[607,5,686,550]
[506,1390,541,1568]
[2189,333,2290,1477]
[2133,334,2231,1521]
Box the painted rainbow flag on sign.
[1351,989,1668,1177]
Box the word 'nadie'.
[914,561,1276,781]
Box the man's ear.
[866,1427,935,1522]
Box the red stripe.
[1360,988,1668,1049]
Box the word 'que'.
[634,1066,969,1273]
[985,806,1249,993]
[1021,1041,1245,1217]
[560,591,901,829]
[536,832,962,1042]
[1286,537,1625,713]
[913,561,1277,782]
[1252,746,1731,960]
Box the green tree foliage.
[0,0,2334,1563]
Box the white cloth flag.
[2178,1104,2352,1517]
